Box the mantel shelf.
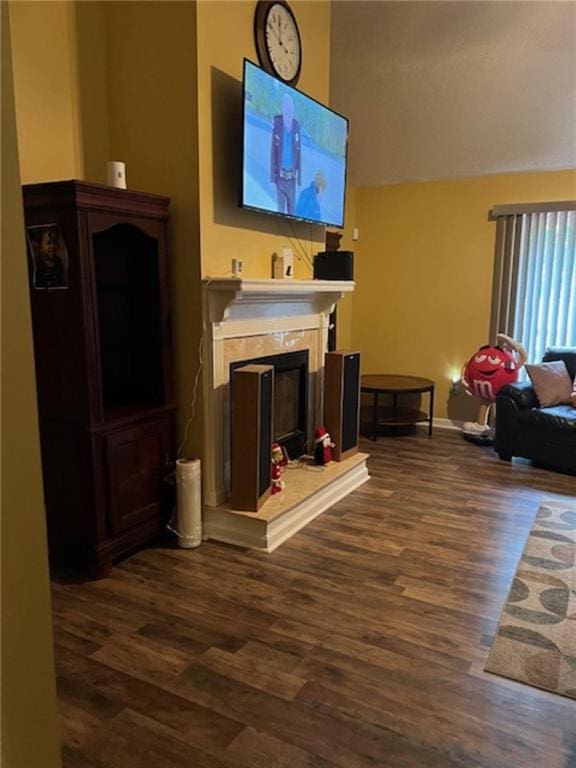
[203,277,355,293]
[203,277,355,325]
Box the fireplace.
[202,278,368,551]
[230,350,309,460]
[202,277,356,508]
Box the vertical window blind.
[490,201,576,367]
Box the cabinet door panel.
[105,419,171,535]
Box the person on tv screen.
[270,93,301,215]
[295,171,327,222]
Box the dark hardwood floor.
[52,431,576,768]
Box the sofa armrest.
[498,382,539,409]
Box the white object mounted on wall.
[106,161,127,189]
[273,247,294,279]
[173,458,202,548]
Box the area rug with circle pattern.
[485,500,576,699]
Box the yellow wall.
[102,0,203,458]
[10,0,83,183]
[12,0,204,459]
[75,0,110,183]
[9,0,336,456]
[334,180,356,348]
[353,170,576,421]
[196,0,332,279]
[1,5,62,766]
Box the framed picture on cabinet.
[26,223,69,289]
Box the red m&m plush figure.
[462,344,520,402]
[461,334,527,440]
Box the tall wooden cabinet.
[23,181,175,577]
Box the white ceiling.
[330,1,576,186]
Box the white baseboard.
[367,417,463,434]
[430,417,463,432]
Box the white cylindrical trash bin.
[174,458,202,548]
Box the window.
[490,201,576,366]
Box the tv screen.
[241,59,349,228]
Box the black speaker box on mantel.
[323,351,361,462]
[231,364,274,512]
[314,250,354,281]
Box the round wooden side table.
[360,374,435,439]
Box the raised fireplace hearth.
[201,277,368,549]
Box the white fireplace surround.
[202,277,355,508]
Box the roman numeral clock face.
[255,1,302,85]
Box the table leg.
[372,392,378,441]
[428,387,435,436]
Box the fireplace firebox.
[230,350,309,460]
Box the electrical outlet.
[232,258,243,276]
[352,227,359,241]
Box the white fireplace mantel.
[202,277,355,508]
[203,277,354,331]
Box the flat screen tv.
[241,59,349,228]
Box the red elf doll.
[314,426,335,466]
[271,442,288,494]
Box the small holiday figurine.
[271,442,288,494]
[314,426,335,466]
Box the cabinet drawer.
[104,418,172,535]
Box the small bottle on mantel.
[273,247,294,279]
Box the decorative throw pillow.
[526,361,574,407]
[571,376,576,407]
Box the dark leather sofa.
[495,347,576,472]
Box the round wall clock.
[254,0,302,86]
